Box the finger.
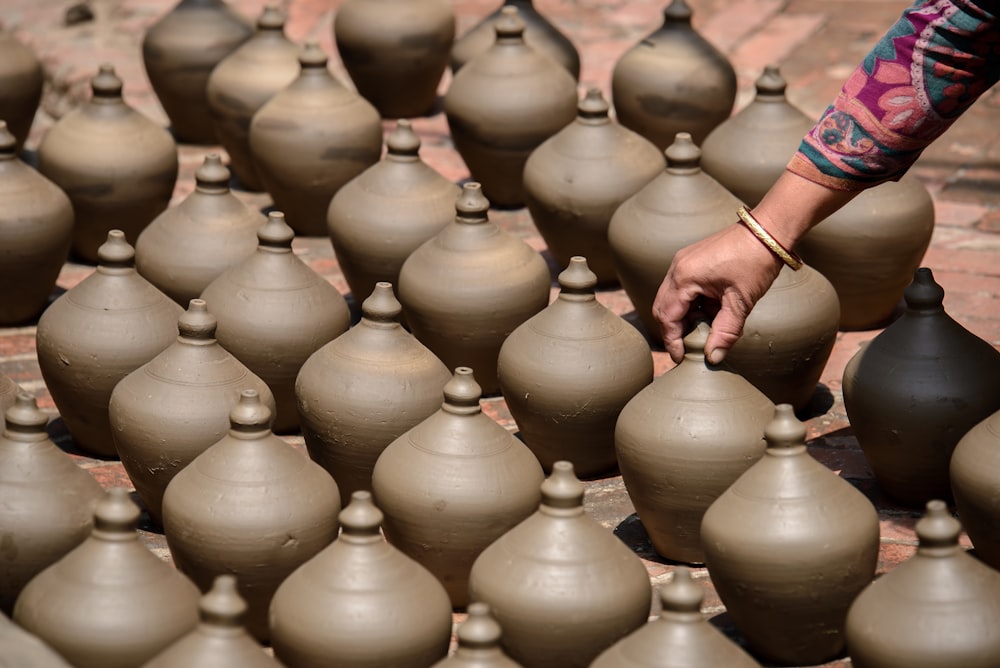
[654,279,702,363]
[704,289,751,364]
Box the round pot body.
[372,367,544,607]
[0,610,74,668]
[523,89,664,285]
[0,122,73,325]
[443,9,577,208]
[35,231,183,457]
[296,282,451,505]
[952,409,1000,570]
[611,0,736,151]
[0,30,44,152]
[142,0,253,143]
[615,323,773,564]
[843,268,1000,506]
[700,405,880,666]
[431,602,523,667]
[498,257,653,476]
[797,174,935,330]
[327,120,459,303]
[37,65,178,262]
[0,372,17,416]
[334,0,455,118]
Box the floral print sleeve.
[787,0,1000,191]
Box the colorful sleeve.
[788,0,1000,191]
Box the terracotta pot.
[0,121,73,325]
[615,322,773,564]
[109,299,275,526]
[468,461,652,668]
[611,0,736,151]
[206,4,299,191]
[37,64,178,262]
[431,602,523,667]
[0,610,73,668]
[327,119,459,303]
[13,489,201,668]
[398,182,551,394]
[498,256,653,476]
[35,230,183,457]
[296,282,451,505]
[523,89,664,285]
[952,409,1000,570]
[700,404,880,665]
[0,29,43,152]
[269,491,453,667]
[372,367,544,607]
[135,154,265,306]
[142,0,253,144]
[843,267,1000,506]
[334,0,455,118]
[443,7,578,207]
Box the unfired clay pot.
[37,64,178,262]
[200,212,350,432]
[0,609,73,668]
[843,267,1000,506]
[296,282,451,505]
[142,0,253,143]
[109,299,275,525]
[35,230,183,457]
[398,182,551,394]
[269,491,453,668]
[0,394,104,615]
[135,154,265,306]
[162,390,341,641]
[468,461,652,668]
[611,0,736,150]
[0,371,18,417]
[845,500,1000,668]
[522,89,665,285]
[700,404,880,666]
[615,322,773,564]
[443,7,578,207]
[0,29,44,152]
[0,121,73,325]
[334,0,455,118]
[327,119,460,302]
[952,409,1000,570]
[372,367,544,607]
[431,602,523,667]
[13,489,201,668]
[206,4,299,191]
[498,256,653,476]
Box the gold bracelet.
[735,206,803,271]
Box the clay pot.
[13,489,201,668]
[796,174,935,330]
[269,491,453,667]
[725,264,840,410]
[443,7,578,207]
[249,42,383,236]
[296,282,451,505]
[35,230,183,457]
[143,575,282,668]
[498,256,653,476]
[142,0,253,144]
[0,393,104,615]
[591,567,762,668]
[372,367,544,607]
[845,500,1000,668]
[37,64,178,262]
[162,390,340,641]
[327,119,460,302]
[615,322,773,564]
[135,154,265,306]
[450,0,579,79]
[843,267,1000,506]
[468,461,652,668]
[700,404,880,666]
[611,0,736,151]
[523,89,664,285]
[0,610,73,668]
[109,299,275,526]
[206,4,299,191]
[607,132,742,337]
[333,0,455,118]
[700,65,814,207]
[0,371,17,417]
[0,29,44,152]
[952,409,1000,570]
[0,121,73,325]
[431,602,523,667]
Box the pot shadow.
[705,612,851,667]
[613,513,700,567]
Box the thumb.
[705,291,751,364]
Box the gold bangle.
[735,206,804,271]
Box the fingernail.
[707,348,724,365]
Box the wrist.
[736,206,804,271]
